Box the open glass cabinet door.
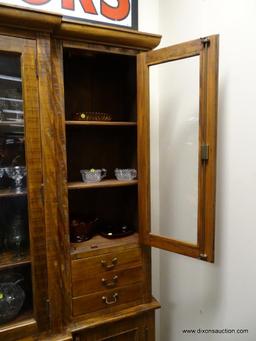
[137,35,219,262]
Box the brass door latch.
[201,144,209,161]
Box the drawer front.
[72,266,144,297]
[99,329,139,341]
[72,247,142,279]
[75,329,139,341]
[72,283,144,316]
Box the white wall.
[140,0,256,340]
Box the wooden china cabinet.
[0,4,219,341]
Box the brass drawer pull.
[102,292,118,305]
[101,257,118,270]
[101,275,118,288]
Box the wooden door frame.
[137,35,219,262]
[0,34,49,335]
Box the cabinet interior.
[63,48,139,251]
[66,126,137,182]
[64,49,137,122]
[68,186,138,232]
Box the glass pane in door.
[0,53,32,325]
[150,56,200,244]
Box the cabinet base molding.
[38,333,73,341]
[71,300,159,341]
[20,300,159,340]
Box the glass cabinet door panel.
[150,57,199,244]
[0,53,23,125]
[0,53,31,326]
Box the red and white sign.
[0,0,138,29]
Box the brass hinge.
[200,37,210,47]
[45,298,50,315]
[201,144,209,161]
[199,253,208,261]
[145,327,148,340]
[45,298,52,326]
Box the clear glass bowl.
[5,166,26,192]
[0,168,4,178]
[80,169,107,183]
[115,168,137,181]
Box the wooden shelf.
[0,74,22,82]
[0,188,27,198]
[71,233,139,259]
[0,250,31,271]
[0,309,36,337]
[0,120,24,127]
[65,121,137,127]
[68,179,138,190]
[0,96,23,102]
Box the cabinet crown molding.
[0,3,161,51]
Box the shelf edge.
[68,179,138,190]
[65,121,137,127]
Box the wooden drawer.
[72,266,144,297]
[72,283,144,316]
[72,247,142,279]
[75,328,139,341]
